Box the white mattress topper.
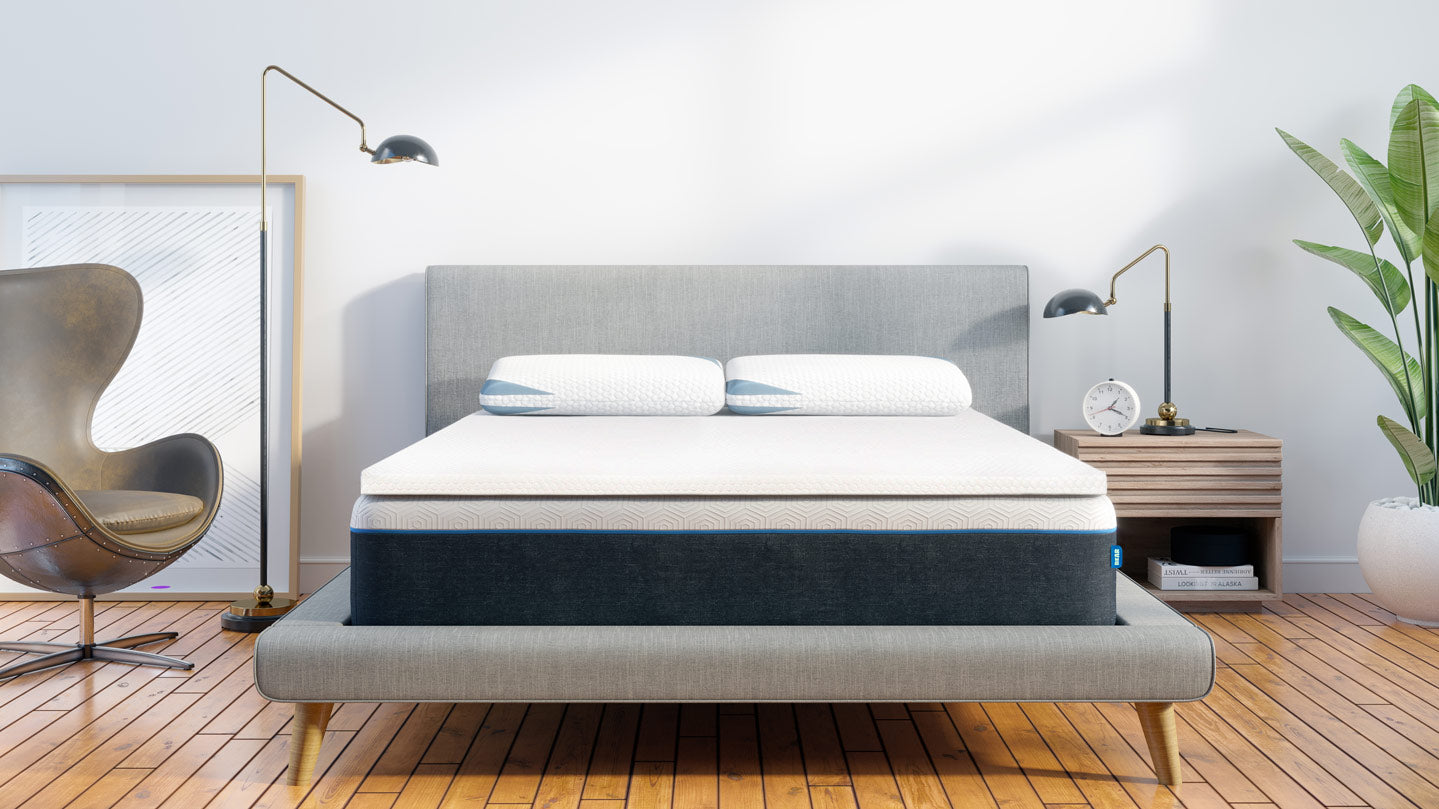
[360,410,1106,497]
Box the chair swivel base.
[0,631,193,680]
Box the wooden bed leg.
[287,702,334,786]
[1134,702,1180,786]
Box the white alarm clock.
[1083,379,1141,436]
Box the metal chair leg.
[98,632,178,650]
[0,641,76,654]
[0,647,84,680]
[0,598,192,679]
[90,646,193,670]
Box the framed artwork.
[0,175,304,599]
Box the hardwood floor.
[0,593,1436,809]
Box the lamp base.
[221,595,296,633]
[1142,417,1196,436]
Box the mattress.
[351,411,1118,627]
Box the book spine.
[1146,558,1253,577]
[1150,575,1259,591]
[1156,567,1255,577]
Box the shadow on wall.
[301,273,427,560]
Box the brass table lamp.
[223,66,439,632]
[1043,244,1195,436]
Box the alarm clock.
[1083,379,1141,436]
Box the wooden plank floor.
[0,594,1437,808]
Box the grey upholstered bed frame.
[255,265,1213,790]
[425,265,1029,434]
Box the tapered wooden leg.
[1134,702,1180,786]
[287,702,333,786]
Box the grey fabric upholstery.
[255,569,1214,703]
[426,266,1030,434]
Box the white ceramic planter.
[1357,497,1439,627]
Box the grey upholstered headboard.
[426,265,1029,434]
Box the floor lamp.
[222,65,439,632]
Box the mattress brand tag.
[1110,545,1123,568]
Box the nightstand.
[1054,429,1282,611]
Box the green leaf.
[1425,207,1439,286]
[1390,84,1438,130]
[1378,414,1436,486]
[1329,307,1427,418]
[1293,240,1411,314]
[1343,139,1421,263]
[1277,129,1383,246]
[1387,98,1439,239]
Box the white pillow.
[480,355,725,415]
[725,354,971,415]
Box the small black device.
[1170,524,1249,567]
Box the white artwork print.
[22,206,264,574]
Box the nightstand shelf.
[1054,429,1283,612]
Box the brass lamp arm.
[264,65,373,156]
[1104,243,1171,309]
[261,65,373,229]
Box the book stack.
[1147,557,1258,591]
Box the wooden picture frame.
[0,175,304,599]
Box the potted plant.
[1280,84,1439,625]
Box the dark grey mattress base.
[349,529,1118,626]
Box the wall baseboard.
[1282,556,1369,594]
[300,557,351,594]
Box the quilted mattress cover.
[350,493,1116,534]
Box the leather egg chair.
[0,264,222,680]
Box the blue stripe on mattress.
[351,527,1115,536]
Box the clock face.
[1083,380,1141,436]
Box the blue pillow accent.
[480,379,553,396]
[728,404,800,414]
[481,404,553,415]
[689,356,722,367]
[725,379,799,396]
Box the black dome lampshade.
[1043,288,1108,318]
[371,134,439,165]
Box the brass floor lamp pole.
[222,66,439,632]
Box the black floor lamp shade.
[371,135,439,165]
[1043,288,1108,318]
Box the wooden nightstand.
[1054,429,1282,611]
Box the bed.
[254,265,1215,788]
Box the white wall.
[3,0,1428,592]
